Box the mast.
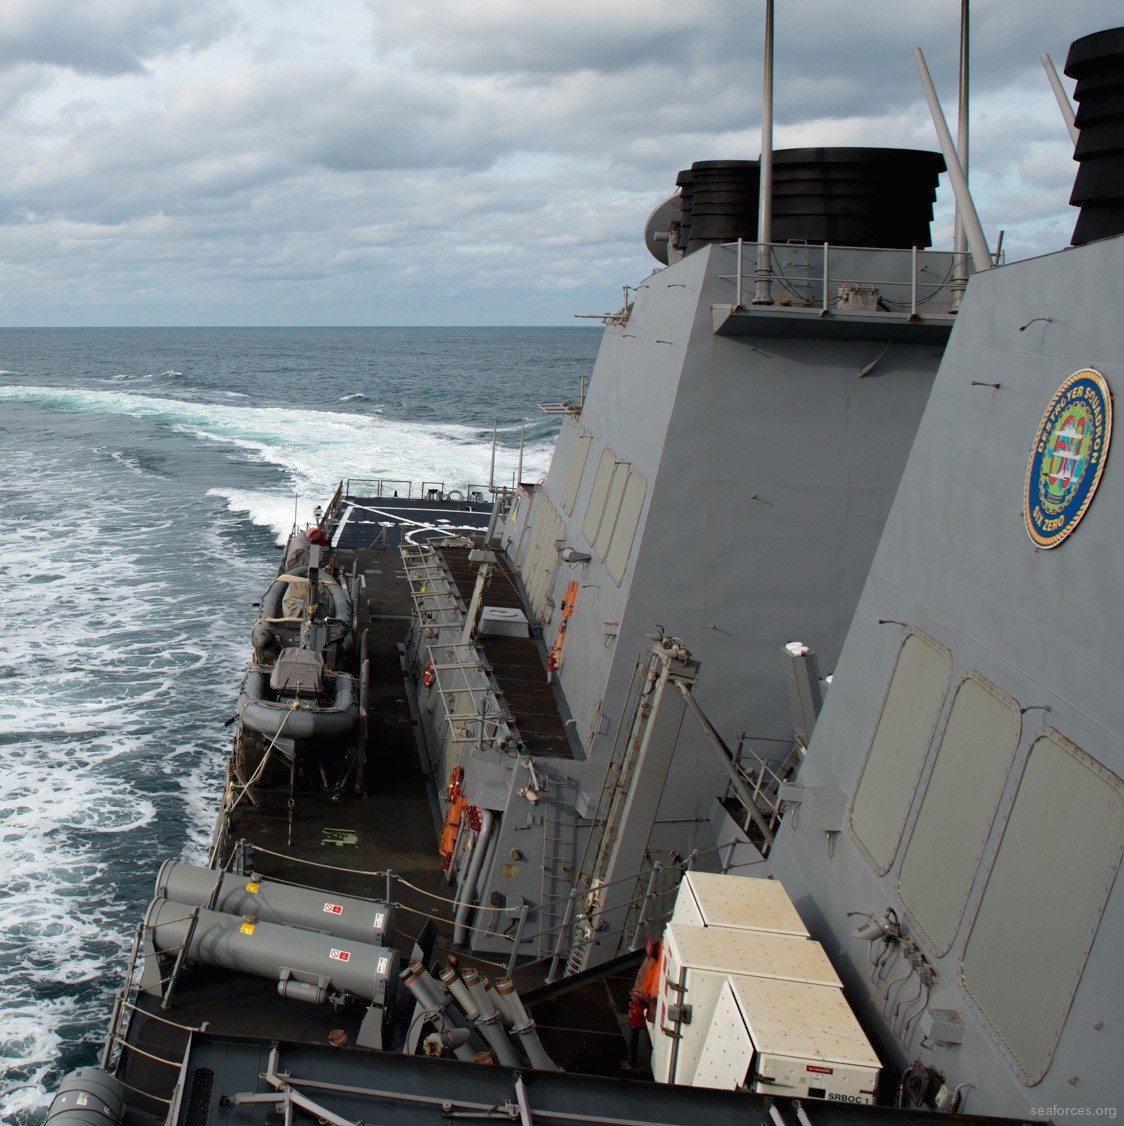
[752,0,775,304]
[914,47,992,274]
[1042,53,1079,143]
[953,0,970,295]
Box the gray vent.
[185,1067,216,1126]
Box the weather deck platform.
[441,545,574,758]
[332,493,493,552]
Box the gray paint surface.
[764,234,1124,1117]
[479,237,952,963]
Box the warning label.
[330,948,351,962]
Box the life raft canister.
[423,659,435,688]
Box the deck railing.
[719,239,974,318]
[223,837,751,984]
[344,478,501,504]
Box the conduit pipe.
[463,967,520,1067]
[400,961,445,1011]
[951,0,970,300]
[497,977,560,1071]
[452,809,495,947]
[400,961,477,1061]
[753,0,775,304]
[440,967,480,1019]
[428,1027,475,1061]
[485,976,515,1025]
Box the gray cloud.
[0,64,50,117]
[371,0,728,77]
[0,0,1113,325]
[0,0,235,74]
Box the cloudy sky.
[0,1,1110,326]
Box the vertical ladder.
[539,782,574,959]
[564,920,594,978]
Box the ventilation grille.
[184,1067,215,1126]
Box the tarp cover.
[269,648,325,696]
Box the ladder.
[539,780,574,959]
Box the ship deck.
[117,491,643,1121]
[111,491,1040,1126]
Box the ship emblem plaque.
[1024,368,1112,548]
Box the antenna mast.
[752,0,775,305]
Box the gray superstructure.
[405,22,1124,1119]
[443,229,961,959]
[763,229,1124,1120]
[757,28,1124,1118]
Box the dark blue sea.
[0,326,600,1121]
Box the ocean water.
[0,326,600,1121]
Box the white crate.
[695,975,879,1103]
[671,872,809,937]
[651,922,842,1086]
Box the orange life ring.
[423,659,435,688]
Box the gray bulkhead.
[494,238,952,945]
[762,234,1124,1117]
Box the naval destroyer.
[42,20,1124,1126]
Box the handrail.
[209,836,749,984]
[345,477,412,499]
[344,478,499,503]
[723,239,970,315]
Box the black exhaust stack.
[668,148,945,258]
[1066,26,1124,246]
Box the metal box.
[693,975,880,1103]
[671,872,809,937]
[478,606,530,638]
[776,784,848,832]
[651,922,841,1086]
[919,1007,966,1046]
